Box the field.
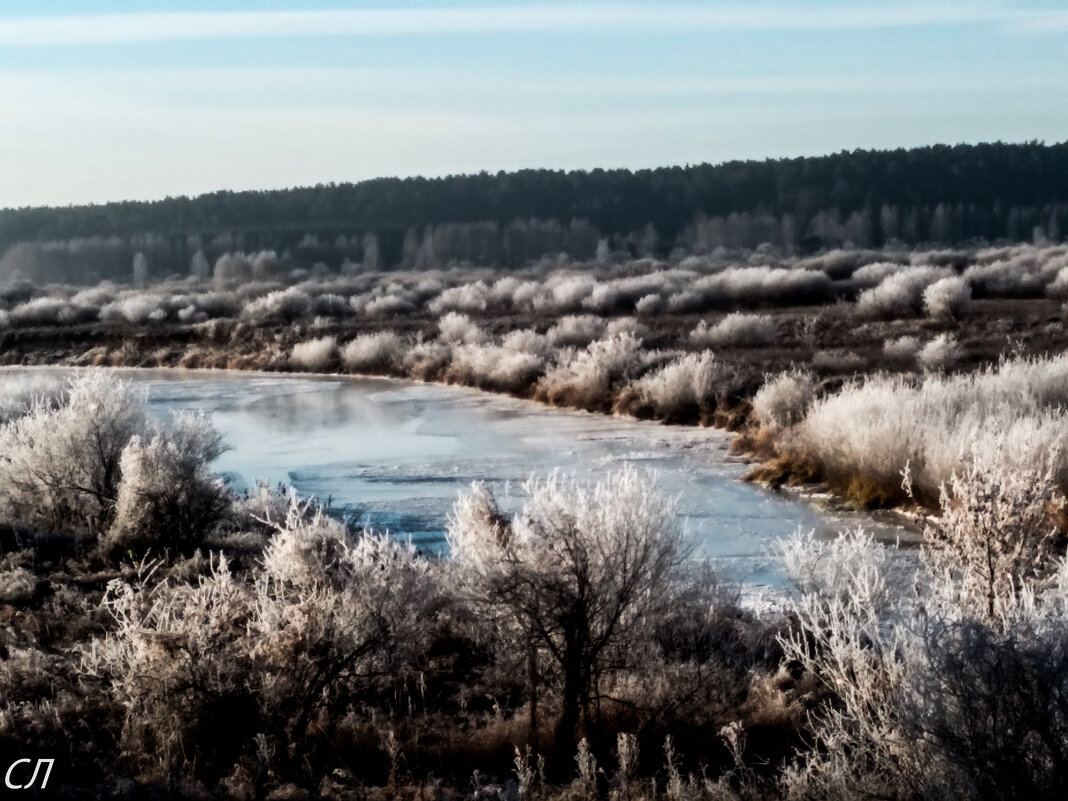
[2,243,1068,798]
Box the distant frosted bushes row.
[5,243,1068,331]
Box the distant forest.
[2,141,1067,284]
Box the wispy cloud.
[0,4,1040,47]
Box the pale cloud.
[0,4,1039,48]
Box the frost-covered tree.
[448,468,686,764]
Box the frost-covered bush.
[634,293,665,316]
[501,328,551,357]
[243,287,312,322]
[963,252,1062,298]
[0,372,230,545]
[752,369,817,431]
[249,499,437,757]
[667,266,831,311]
[8,297,83,327]
[84,556,253,777]
[777,454,1068,800]
[446,343,544,393]
[437,311,486,345]
[546,314,607,347]
[290,336,338,372]
[100,294,166,324]
[104,414,229,554]
[360,293,416,318]
[1046,266,1068,299]
[689,313,776,348]
[538,333,649,410]
[923,276,971,320]
[428,281,492,314]
[402,340,452,381]
[340,331,406,374]
[883,335,922,363]
[448,468,685,750]
[797,355,1068,504]
[850,260,909,288]
[603,316,648,341]
[917,333,962,372]
[0,372,150,534]
[924,447,1062,621]
[615,352,726,422]
[546,274,596,312]
[856,266,953,319]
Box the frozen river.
[6,368,909,587]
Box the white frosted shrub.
[447,343,544,393]
[340,331,406,373]
[963,253,1061,297]
[437,311,486,345]
[690,313,776,348]
[923,276,971,320]
[104,413,229,554]
[504,280,547,312]
[243,287,312,322]
[290,336,338,372]
[850,261,908,288]
[250,499,437,751]
[547,314,606,347]
[428,282,492,314]
[501,328,551,357]
[621,352,723,419]
[71,284,117,308]
[752,369,817,431]
[402,340,452,380]
[84,556,251,774]
[100,294,167,324]
[667,267,831,311]
[0,371,149,534]
[360,293,416,317]
[883,335,922,362]
[916,333,961,372]
[634,293,665,316]
[547,274,595,311]
[539,332,647,408]
[603,316,648,341]
[924,446,1062,622]
[1046,265,1068,299]
[580,282,624,314]
[855,266,953,319]
[777,528,923,798]
[798,355,1068,503]
[777,449,1068,799]
[9,297,79,327]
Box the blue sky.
[2,1,1066,207]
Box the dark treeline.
[3,141,1068,284]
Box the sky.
[2,1,1067,208]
